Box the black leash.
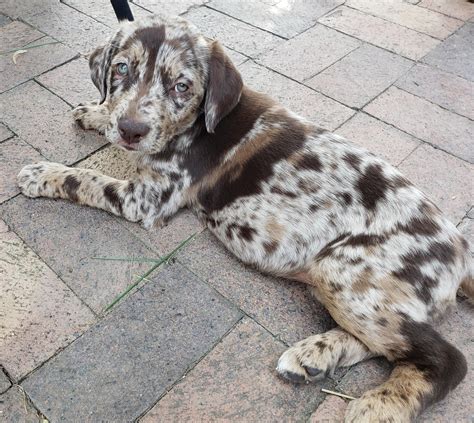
[110,0,134,22]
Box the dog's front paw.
[18,162,67,198]
[72,100,109,133]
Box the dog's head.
[89,15,243,152]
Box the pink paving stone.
[309,395,348,423]
[142,318,330,422]
[364,86,474,163]
[36,57,99,107]
[336,113,420,167]
[346,0,463,39]
[0,137,46,204]
[306,44,412,108]
[318,6,440,61]
[0,219,95,380]
[257,24,361,82]
[419,0,474,21]
[398,144,474,223]
[239,60,354,131]
[0,81,106,165]
[0,35,77,93]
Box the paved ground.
[0,0,473,421]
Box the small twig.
[91,256,162,263]
[321,388,357,401]
[103,232,197,312]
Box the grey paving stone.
[0,0,57,19]
[336,113,420,167]
[143,318,330,422]
[208,0,344,38]
[22,2,111,55]
[0,195,156,313]
[36,57,98,107]
[21,264,241,422]
[133,0,206,16]
[419,0,474,21]
[0,218,95,380]
[177,230,335,345]
[346,0,463,39]
[398,144,474,223]
[0,14,11,27]
[319,6,440,61]
[240,60,354,131]
[457,217,473,256]
[0,81,106,165]
[0,123,13,143]
[396,64,474,120]
[0,386,40,423]
[184,6,283,58]
[0,137,46,204]
[309,395,347,422]
[423,22,474,81]
[306,44,412,108]
[0,35,77,93]
[0,370,11,394]
[364,86,474,163]
[0,20,43,52]
[64,0,151,28]
[258,24,361,82]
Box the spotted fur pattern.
[18,14,473,422]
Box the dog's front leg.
[72,100,110,134]
[18,162,175,228]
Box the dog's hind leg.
[277,326,375,383]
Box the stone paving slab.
[36,57,99,107]
[458,216,473,255]
[258,24,361,82]
[0,81,106,165]
[240,60,354,131]
[133,0,207,16]
[1,23,77,93]
[177,230,335,345]
[143,318,330,422]
[0,218,95,381]
[364,86,474,163]
[0,370,11,394]
[21,2,111,55]
[64,0,151,28]
[309,395,347,422]
[346,0,463,39]
[396,63,474,120]
[318,6,440,61]
[184,6,283,58]
[0,0,57,20]
[21,264,242,422]
[208,0,344,39]
[422,22,474,81]
[0,386,41,423]
[0,123,13,143]
[419,0,474,21]
[336,112,420,167]
[307,44,412,108]
[0,20,43,52]
[0,196,156,314]
[0,138,46,204]
[0,13,11,27]
[398,145,473,224]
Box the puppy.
[18,14,472,422]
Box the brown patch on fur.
[63,175,81,202]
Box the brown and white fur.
[17,15,472,422]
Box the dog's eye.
[116,63,128,76]
[175,83,189,93]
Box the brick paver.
[0,219,95,380]
[208,0,344,38]
[143,318,330,422]
[364,86,474,163]
[0,1,473,421]
[21,264,241,422]
[306,44,412,108]
[0,81,106,164]
[319,6,440,60]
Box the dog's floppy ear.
[89,44,113,104]
[205,41,243,133]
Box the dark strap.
[110,0,134,22]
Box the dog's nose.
[118,118,150,144]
